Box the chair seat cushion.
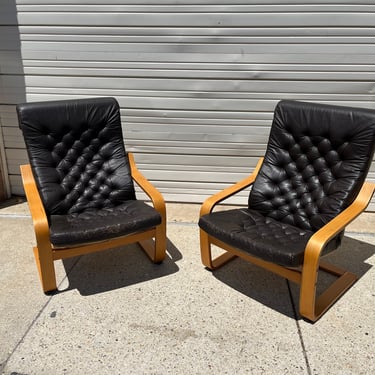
[50,200,161,247]
[199,208,342,267]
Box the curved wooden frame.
[21,152,167,294]
[199,157,375,322]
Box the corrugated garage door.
[0,0,25,199]
[1,0,375,209]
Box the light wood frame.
[200,158,375,322]
[21,152,167,294]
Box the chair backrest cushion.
[17,97,136,216]
[248,100,375,232]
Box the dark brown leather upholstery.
[199,100,375,267]
[17,97,161,247]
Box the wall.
[0,0,26,199]
[1,0,374,208]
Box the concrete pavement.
[0,198,374,375]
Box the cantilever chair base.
[200,231,358,322]
[22,152,167,294]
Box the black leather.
[199,208,342,267]
[50,200,161,247]
[18,97,136,215]
[199,100,375,267]
[249,100,375,232]
[17,97,161,247]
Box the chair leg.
[33,246,57,294]
[138,224,166,263]
[200,230,237,270]
[299,260,357,322]
[200,229,214,269]
[154,223,167,263]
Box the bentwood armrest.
[128,152,166,218]
[300,181,375,321]
[20,164,50,246]
[304,181,375,262]
[127,152,167,263]
[200,157,264,217]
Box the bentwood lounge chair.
[17,97,166,293]
[199,100,375,322]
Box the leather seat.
[199,207,342,267]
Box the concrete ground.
[0,198,374,375]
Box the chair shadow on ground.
[59,238,182,296]
[210,235,375,320]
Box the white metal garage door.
[1,0,374,209]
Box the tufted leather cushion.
[17,97,162,247]
[50,200,161,247]
[249,100,375,232]
[17,97,136,216]
[199,100,375,267]
[199,208,342,267]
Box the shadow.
[0,195,26,209]
[59,238,182,296]
[319,235,375,277]
[212,257,297,319]
[211,235,375,320]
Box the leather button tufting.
[249,100,375,233]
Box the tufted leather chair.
[199,100,375,322]
[17,97,166,293]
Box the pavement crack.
[1,294,55,374]
[287,280,312,375]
